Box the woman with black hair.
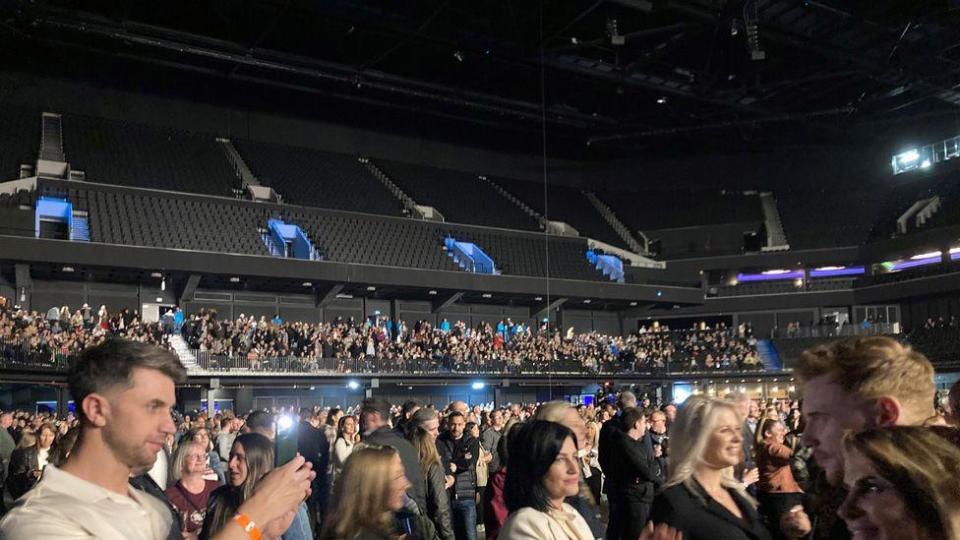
[498,421,593,540]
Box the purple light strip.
[891,256,941,270]
[736,270,803,282]
[809,266,865,278]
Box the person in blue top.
[440,319,451,333]
[174,307,185,333]
[271,314,283,326]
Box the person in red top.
[166,440,221,538]
[755,418,804,540]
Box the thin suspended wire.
[539,0,553,399]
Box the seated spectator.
[498,420,593,540]
[839,426,960,540]
[167,440,220,536]
[321,444,422,540]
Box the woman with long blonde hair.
[321,445,412,540]
[649,396,810,540]
[839,426,960,540]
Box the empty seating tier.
[490,177,627,248]
[61,115,240,196]
[0,107,41,181]
[375,160,541,231]
[235,141,404,216]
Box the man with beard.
[0,339,315,540]
[0,340,186,539]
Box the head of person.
[617,391,638,411]
[226,433,274,497]
[36,422,56,450]
[360,397,392,434]
[662,404,678,424]
[244,410,275,440]
[466,421,480,440]
[400,400,421,422]
[838,427,960,540]
[324,445,411,539]
[327,407,343,427]
[171,440,208,483]
[337,414,357,439]
[50,426,79,466]
[504,420,580,513]
[534,401,587,449]
[490,409,503,429]
[727,392,752,423]
[665,396,747,496]
[67,339,186,473]
[620,407,647,440]
[447,411,466,439]
[410,407,440,441]
[649,411,668,435]
[758,418,786,446]
[205,433,274,536]
[0,412,12,429]
[797,337,936,485]
[187,427,212,452]
[17,430,36,449]
[449,401,469,416]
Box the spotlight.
[302,282,312,287]
[570,37,579,44]
[230,276,240,283]
[276,415,294,431]
[472,381,486,390]
[161,277,166,291]
[656,96,668,105]
[347,380,360,390]
[453,51,464,62]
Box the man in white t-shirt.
[0,339,186,540]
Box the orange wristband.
[232,513,262,540]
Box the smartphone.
[274,415,298,466]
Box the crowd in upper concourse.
[0,299,763,373]
[1,334,960,540]
[181,309,763,373]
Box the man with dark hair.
[361,396,427,514]
[438,410,480,540]
[298,407,330,532]
[0,339,186,539]
[246,410,275,439]
[605,407,663,540]
[395,399,422,437]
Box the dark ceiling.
[2,0,960,158]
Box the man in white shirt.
[0,339,186,540]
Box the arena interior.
[1,2,960,539]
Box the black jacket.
[424,461,455,540]
[437,432,479,501]
[365,426,428,514]
[607,430,663,502]
[6,446,39,500]
[298,420,330,511]
[650,480,772,540]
